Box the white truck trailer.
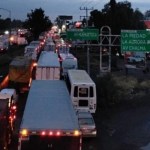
[60,53,78,77]
[18,80,82,150]
[36,51,60,80]
[24,45,39,61]
[0,35,9,52]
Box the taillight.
[48,131,53,136]
[56,131,61,136]
[12,105,17,110]
[41,131,61,136]
[41,131,46,136]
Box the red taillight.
[12,105,17,110]
[40,131,61,136]
[48,131,53,136]
[41,131,46,136]
[56,131,61,136]
[9,115,16,120]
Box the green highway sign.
[121,30,150,52]
[66,29,99,40]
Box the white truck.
[18,80,82,150]
[60,53,78,77]
[36,51,60,80]
[66,69,97,113]
[43,41,56,52]
[24,45,39,61]
[0,35,9,52]
[0,88,17,149]
[10,34,27,45]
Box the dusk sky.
[0,0,150,22]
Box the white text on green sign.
[121,30,150,52]
[67,29,99,40]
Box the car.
[77,111,97,137]
[127,55,145,63]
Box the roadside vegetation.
[95,74,150,113]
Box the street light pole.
[0,8,11,48]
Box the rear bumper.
[82,130,97,137]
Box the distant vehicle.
[9,56,34,93]
[38,32,46,41]
[77,111,97,137]
[60,53,78,76]
[36,51,60,80]
[66,69,97,113]
[0,88,18,105]
[10,34,28,45]
[126,52,145,63]
[43,41,55,52]
[0,35,9,52]
[29,40,43,51]
[29,40,40,47]
[18,80,82,150]
[0,88,17,122]
[24,45,39,61]
[127,55,145,63]
[45,37,53,43]
[0,93,11,149]
[0,40,8,52]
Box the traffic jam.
[0,25,97,150]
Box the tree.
[0,18,11,31]
[89,10,104,28]
[89,0,145,34]
[24,8,52,39]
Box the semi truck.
[0,94,9,149]
[18,80,82,150]
[59,53,78,77]
[9,56,34,92]
[0,88,17,149]
[24,45,39,61]
[0,35,9,52]
[36,51,60,80]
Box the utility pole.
[80,7,93,27]
[80,16,86,21]
[80,7,93,75]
